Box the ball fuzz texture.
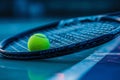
[28,33,50,51]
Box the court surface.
[0,19,120,80]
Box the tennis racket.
[0,12,120,59]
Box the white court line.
[49,36,120,80]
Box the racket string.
[6,45,20,52]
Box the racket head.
[0,16,120,59]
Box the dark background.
[0,0,120,19]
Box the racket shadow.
[40,46,100,63]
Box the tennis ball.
[28,33,50,51]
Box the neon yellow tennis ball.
[28,33,50,51]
